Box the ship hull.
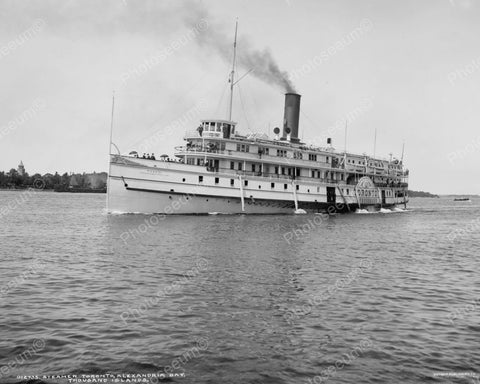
[107,156,406,215]
[109,178,297,214]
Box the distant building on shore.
[18,161,25,176]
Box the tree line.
[0,169,107,191]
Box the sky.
[0,0,479,194]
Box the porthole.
[182,178,185,182]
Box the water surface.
[1,191,479,384]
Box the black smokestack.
[282,93,301,142]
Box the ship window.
[244,180,248,186]
[308,189,310,193]
[264,148,269,155]
[236,144,249,153]
[199,176,203,183]
[230,161,234,170]
[230,179,234,186]
[346,189,349,195]
[238,162,243,171]
[281,167,285,175]
[326,157,329,162]
[258,185,261,189]
[296,168,300,176]
[275,166,279,174]
[182,178,185,182]
[216,124,221,132]
[271,182,275,189]
[311,170,315,178]
[215,177,219,184]
[284,184,288,190]
[252,164,256,172]
[296,185,299,191]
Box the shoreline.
[0,188,105,193]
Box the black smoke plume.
[184,5,296,93]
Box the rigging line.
[128,72,212,149]
[214,74,229,117]
[237,83,253,132]
[129,71,232,151]
[299,108,319,137]
[241,77,262,129]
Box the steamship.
[107,31,409,215]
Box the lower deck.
[107,155,408,214]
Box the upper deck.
[180,123,407,178]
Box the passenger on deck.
[142,153,146,159]
[151,153,156,160]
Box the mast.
[344,120,347,182]
[109,91,115,153]
[107,91,115,212]
[372,127,377,182]
[228,21,238,121]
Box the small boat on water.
[454,197,471,202]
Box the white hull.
[107,155,407,215]
[108,178,295,214]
